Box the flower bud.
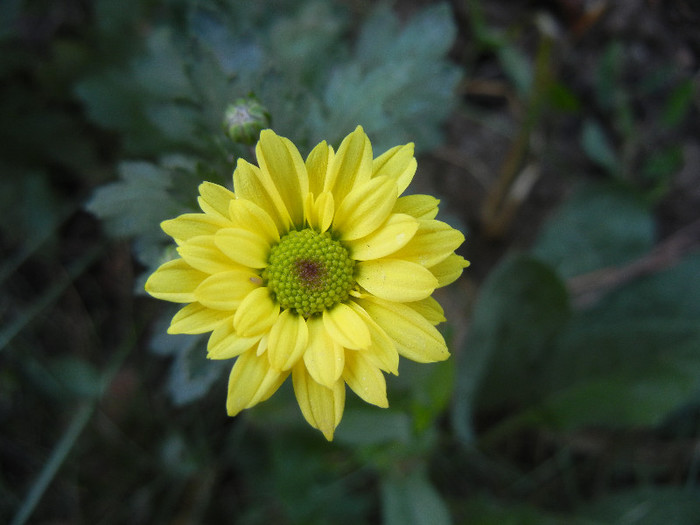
[222,96,271,145]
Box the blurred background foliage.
[1,0,699,523]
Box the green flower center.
[263,229,355,317]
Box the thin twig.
[568,217,700,308]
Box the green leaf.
[662,78,695,128]
[532,183,654,279]
[86,160,178,238]
[382,466,452,525]
[524,253,700,430]
[581,119,620,176]
[168,333,225,406]
[314,2,460,153]
[580,487,700,525]
[452,255,570,443]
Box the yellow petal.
[356,259,438,302]
[161,213,230,243]
[347,301,399,375]
[228,198,280,244]
[393,194,440,220]
[357,297,449,363]
[233,158,292,233]
[323,303,371,350]
[391,220,465,267]
[214,227,270,268]
[333,176,398,241]
[207,320,261,360]
[233,287,279,337]
[345,213,418,261]
[305,140,334,195]
[145,258,207,303]
[292,365,345,441]
[226,349,288,416]
[267,310,309,371]
[303,316,344,388]
[304,191,335,233]
[431,254,470,287]
[168,302,231,334]
[325,125,372,204]
[194,269,261,310]
[256,130,309,228]
[407,296,446,325]
[197,181,235,219]
[372,143,416,196]
[343,350,388,408]
[177,236,241,274]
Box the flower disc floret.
[263,229,355,317]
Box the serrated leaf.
[315,2,460,153]
[532,183,654,279]
[382,466,452,525]
[86,160,179,238]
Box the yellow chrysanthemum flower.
[145,126,468,440]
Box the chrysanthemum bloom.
[145,126,468,440]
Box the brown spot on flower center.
[294,259,325,289]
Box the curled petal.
[168,303,231,334]
[233,287,279,337]
[215,227,270,268]
[292,365,345,441]
[431,254,470,287]
[357,297,449,363]
[345,213,418,261]
[177,236,242,274]
[372,142,416,196]
[391,220,465,267]
[267,310,309,371]
[198,181,235,219]
[208,319,261,360]
[323,303,371,350]
[226,349,289,416]
[407,297,446,325]
[304,316,344,388]
[347,301,399,375]
[343,351,388,408]
[256,130,309,228]
[325,125,372,203]
[333,176,398,241]
[233,158,292,232]
[305,140,334,195]
[194,269,261,310]
[356,259,437,302]
[228,199,280,244]
[393,194,440,220]
[145,258,207,303]
[304,191,335,233]
[161,213,231,243]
